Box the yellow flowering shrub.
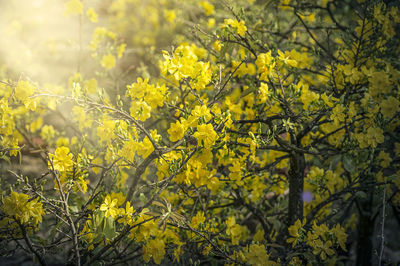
[0,0,399,265]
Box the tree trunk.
[288,151,305,226]
[356,184,375,266]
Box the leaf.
[69,205,79,213]
[267,243,284,249]
[329,155,341,170]
[355,191,367,199]
[49,221,64,240]
[103,216,116,239]
[153,201,165,208]
[0,154,11,164]
[342,154,355,173]
[93,210,104,229]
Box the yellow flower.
[64,0,83,16]
[312,222,329,240]
[117,43,126,59]
[213,40,222,51]
[110,192,126,207]
[56,137,69,147]
[1,191,44,226]
[130,100,151,122]
[193,123,218,148]
[331,224,348,251]
[15,80,36,105]
[137,136,154,159]
[101,53,116,70]
[277,50,297,68]
[377,151,392,168]
[330,104,346,125]
[100,195,119,218]
[312,239,335,260]
[224,19,247,37]
[287,219,305,247]
[86,8,98,23]
[126,77,148,99]
[279,0,292,11]
[97,119,116,143]
[226,216,247,245]
[200,1,214,16]
[143,239,165,264]
[366,127,384,148]
[190,211,205,229]
[380,96,399,118]
[258,82,270,102]
[29,117,42,133]
[49,146,74,172]
[74,176,89,193]
[202,244,212,255]
[164,9,176,23]
[167,120,185,142]
[207,18,216,28]
[255,52,275,81]
[120,201,134,225]
[73,106,93,130]
[191,105,212,123]
[40,125,55,141]
[246,244,274,266]
[253,228,265,242]
[119,138,137,162]
[300,12,316,23]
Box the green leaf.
[355,191,367,199]
[69,205,79,213]
[329,155,341,170]
[103,216,116,240]
[342,154,355,173]
[0,154,11,164]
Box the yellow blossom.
[168,120,185,142]
[193,123,218,148]
[246,244,275,266]
[377,151,392,168]
[380,96,399,118]
[190,211,205,229]
[287,219,305,247]
[331,224,348,251]
[64,0,83,16]
[86,8,98,23]
[164,9,176,23]
[312,239,335,260]
[49,146,74,172]
[101,53,116,70]
[224,19,247,37]
[200,1,214,16]
[100,195,119,218]
[1,191,44,226]
[130,100,151,122]
[143,238,165,264]
[213,40,222,51]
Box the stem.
[355,178,374,266]
[378,183,387,266]
[17,221,47,266]
[51,161,81,266]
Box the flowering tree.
[1,0,400,265]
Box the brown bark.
[288,151,305,226]
[356,184,375,266]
